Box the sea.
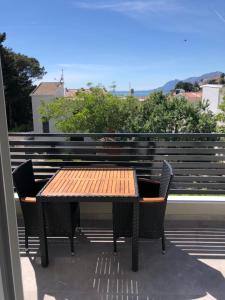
[113,90,152,97]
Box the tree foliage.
[175,81,200,92]
[39,88,216,133]
[39,87,123,132]
[0,32,46,131]
[219,73,225,84]
[141,92,215,133]
[216,96,225,132]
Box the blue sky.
[1,0,225,90]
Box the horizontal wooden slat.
[9,132,225,195]
[9,146,225,155]
[172,176,225,183]
[171,182,225,189]
[10,159,225,167]
[10,154,225,162]
[170,189,225,195]
[8,132,225,137]
[9,140,225,147]
[13,167,223,176]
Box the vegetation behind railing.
[9,132,225,195]
[39,89,217,134]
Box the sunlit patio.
[19,220,225,300]
[8,131,225,299]
[1,129,225,300]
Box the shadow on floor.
[19,227,225,300]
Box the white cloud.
[57,63,116,72]
[214,9,225,24]
[57,60,179,73]
[75,0,182,15]
[74,1,209,34]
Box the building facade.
[31,82,64,133]
[201,84,225,114]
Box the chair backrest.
[13,160,76,237]
[12,160,36,198]
[159,160,173,199]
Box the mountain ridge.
[116,71,223,96]
[152,71,223,93]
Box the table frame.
[36,167,139,272]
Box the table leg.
[132,200,139,272]
[38,201,49,267]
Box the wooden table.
[37,168,139,271]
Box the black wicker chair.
[112,160,173,253]
[13,160,80,254]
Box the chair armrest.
[140,197,165,203]
[138,178,160,185]
[21,197,36,203]
[35,178,49,193]
[35,178,49,183]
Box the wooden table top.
[40,168,137,198]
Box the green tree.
[39,87,123,133]
[0,32,46,131]
[141,92,216,133]
[191,100,216,133]
[216,96,225,132]
[86,82,93,88]
[193,81,200,92]
[120,96,142,132]
[110,81,117,93]
[141,92,170,132]
[219,73,225,84]
[175,81,199,92]
[39,90,216,133]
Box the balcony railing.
[9,132,225,195]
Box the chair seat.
[21,197,36,203]
[140,197,165,203]
[112,160,173,254]
[13,160,80,254]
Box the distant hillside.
[154,71,223,93]
[115,71,223,97]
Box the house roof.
[64,88,78,97]
[172,91,202,102]
[30,82,63,96]
[183,92,202,102]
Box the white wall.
[202,86,220,114]
[31,84,64,133]
[74,197,225,222]
[15,198,225,223]
[32,95,57,132]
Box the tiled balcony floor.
[19,223,225,300]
